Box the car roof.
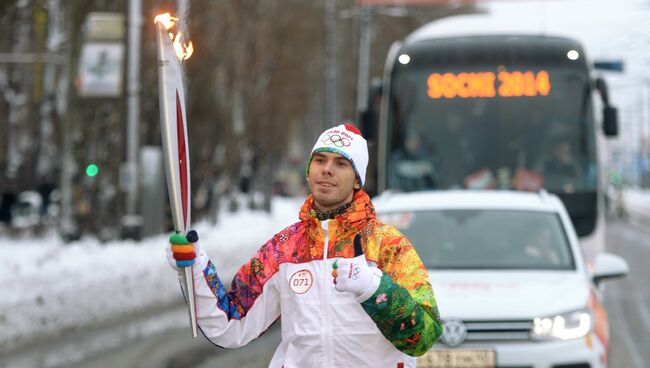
[374,190,565,213]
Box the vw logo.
[441,319,467,347]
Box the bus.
[362,14,619,260]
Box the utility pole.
[356,5,371,117]
[122,0,143,238]
[324,0,338,127]
[58,1,82,241]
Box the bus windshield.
[386,36,597,195]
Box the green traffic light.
[86,164,99,177]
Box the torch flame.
[173,32,194,60]
[154,12,194,60]
[154,13,176,30]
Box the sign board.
[426,70,551,99]
[593,60,624,72]
[77,42,124,97]
[85,12,125,41]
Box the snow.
[623,188,650,224]
[1,0,650,357]
[0,197,303,352]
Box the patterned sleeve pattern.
[202,234,282,321]
[361,226,443,357]
[203,260,244,320]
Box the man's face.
[308,151,359,212]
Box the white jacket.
[188,192,442,367]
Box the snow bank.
[0,197,302,353]
[623,188,650,224]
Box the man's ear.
[354,179,361,190]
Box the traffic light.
[610,170,623,186]
[85,164,99,177]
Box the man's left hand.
[332,254,381,301]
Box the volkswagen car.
[374,190,628,368]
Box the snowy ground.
[0,197,303,353]
[623,188,650,225]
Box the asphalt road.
[67,322,281,368]
[2,219,647,368]
[603,219,650,368]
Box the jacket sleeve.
[361,226,443,357]
[189,237,281,348]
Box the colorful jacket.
[191,190,442,367]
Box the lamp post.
[122,0,143,239]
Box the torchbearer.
[154,12,197,338]
[166,123,443,366]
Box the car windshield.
[379,209,575,270]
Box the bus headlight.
[531,309,592,340]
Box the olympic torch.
[154,13,197,338]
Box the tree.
[0,0,476,239]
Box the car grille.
[463,320,533,342]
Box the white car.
[374,190,628,368]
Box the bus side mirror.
[359,78,383,140]
[594,77,618,137]
[359,78,383,197]
[603,105,618,137]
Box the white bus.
[362,14,619,260]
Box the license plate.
[416,349,496,368]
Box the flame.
[173,32,194,60]
[154,13,176,30]
[154,12,194,60]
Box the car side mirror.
[592,252,628,285]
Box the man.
[535,140,584,193]
[389,129,437,191]
[168,123,442,367]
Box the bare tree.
[0,0,477,238]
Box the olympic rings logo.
[350,264,361,280]
[321,134,351,147]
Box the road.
[2,220,647,368]
[603,219,650,367]
[67,322,281,368]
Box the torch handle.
[181,266,198,338]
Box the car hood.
[428,270,590,320]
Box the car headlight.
[531,309,592,340]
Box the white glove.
[166,230,207,272]
[332,254,382,302]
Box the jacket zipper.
[321,220,332,367]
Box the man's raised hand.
[331,234,382,301]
